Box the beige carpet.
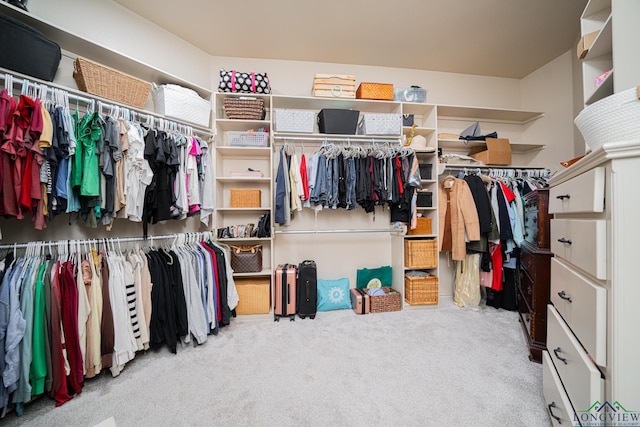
[2,300,550,426]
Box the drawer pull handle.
[556,194,570,200]
[548,402,562,423]
[553,347,568,365]
[558,291,572,303]
[557,238,572,245]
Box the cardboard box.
[469,138,512,165]
[577,30,600,59]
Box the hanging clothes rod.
[274,135,403,144]
[0,69,212,138]
[440,164,549,178]
[275,227,403,235]
[0,232,213,250]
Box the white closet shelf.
[216,119,271,131]
[437,105,544,125]
[0,2,211,98]
[216,177,271,183]
[271,95,401,113]
[218,237,272,243]
[216,147,271,156]
[233,269,272,277]
[438,139,545,153]
[273,133,402,143]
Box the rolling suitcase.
[274,264,297,321]
[297,260,317,319]
[350,288,370,314]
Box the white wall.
[4,0,581,301]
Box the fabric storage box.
[235,277,271,314]
[407,217,432,236]
[152,84,211,127]
[0,14,61,81]
[404,274,438,305]
[73,57,151,109]
[274,109,315,133]
[469,138,512,166]
[369,287,402,313]
[318,109,360,134]
[230,189,261,208]
[419,163,432,180]
[357,113,402,136]
[227,131,269,147]
[313,74,356,98]
[356,82,394,101]
[404,239,438,269]
[223,97,265,120]
[394,86,428,103]
[403,114,414,127]
[416,190,433,207]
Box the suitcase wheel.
[310,315,316,319]
[299,315,305,319]
[289,316,295,322]
[274,316,279,322]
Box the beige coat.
[438,177,480,261]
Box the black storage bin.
[419,163,432,180]
[416,190,433,207]
[0,14,61,81]
[402,114,414,127]
[318,109,359,134]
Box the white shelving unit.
[579,0,640,106]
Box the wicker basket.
[356,82,394,100]
[73,57,151,108]
[370,287,402,313]
[223,97,265,120]
[407,217,432,236]
[230,189,261,208]
[404,239,438,269]
[404,275,438,305]
[235,277,271,314]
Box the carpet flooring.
[2,301,551,427]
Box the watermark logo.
[574,401,639,427]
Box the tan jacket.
[438,177,480,261]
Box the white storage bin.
[152,84,211,127]
[357,113,402,136]
[227,131,269,147]
[274,108,315,133]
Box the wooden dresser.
[543,141,640,426]
[518,188,553,363]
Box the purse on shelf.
[218,69,271,94]
[229,244,263,273]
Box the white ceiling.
[114,0,587,79]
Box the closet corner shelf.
[403,126,436,132]
[218,237,272,243]
[416,206,437,211]
[217,207,272,212]
[436,105,544,125]
[438,139,545,153]
[215,146,271,156]
[585,71,614,106]
[216,177,271,183]
[215,119,271,131]
[0,2,211,98]
[233,269,272,278]
[421,179,437,184]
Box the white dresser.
[543,141,640,426]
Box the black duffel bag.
[0,13,61,81]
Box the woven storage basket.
[574,87,640,151]
[230,189,261,208]
[407,217,432,236]
[73,57,151,108]
[404,275,438,305]
[223,97,265,120]
[227,131,269,147]
[370,287,402,313]
[152,84,211,127]
[404,239,438,269]
[356,82,394,100]
[235,277,271,314]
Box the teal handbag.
[356,265,392,289]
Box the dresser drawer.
[543,351,578,427]
[547,305,604,412]
[549,167,605,214]
[550,219,607,280]
[520,250,538,282]
[550,258,606,367]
